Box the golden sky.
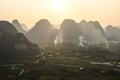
[0,0,120,28]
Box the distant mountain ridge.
[24,19,120,48]
[1,19,120,48]
[12,19,26,34]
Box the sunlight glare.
[51,0,67,12]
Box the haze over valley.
[0,0,120,80]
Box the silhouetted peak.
[26,19,54,45]
[12,19,21,27]
[12,19,19,23]
[106,25,120,41]
[0,21,14,27]
[88,21,103,31]
[80,19,87,24]
[0,21,18,35]
[88,21,100,25]
[106,25,119,32]
[61,19,76,25]
[30,19,53,32]
[60,19,79,33]
[106,25,120,32]
[88,21,98,24]
[88,21,96,25]
[60,19,77,30]
[35,19,52,28]
[106,25,114,28]
[60,19,80,44]
[12,19,26,34]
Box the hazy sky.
[0,0,120,28]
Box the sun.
[51,0,67,11]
